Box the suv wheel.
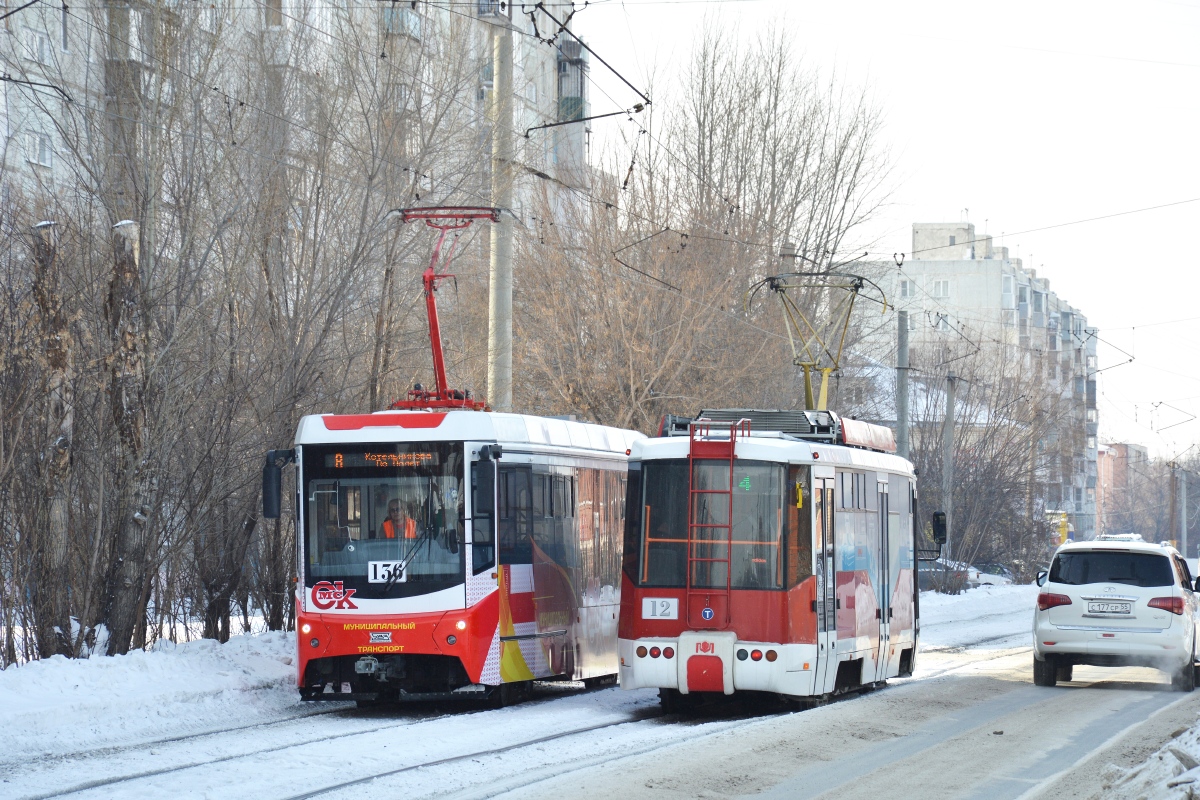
[1033,655,1058,687]
[1173,659,1196,692]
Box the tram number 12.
[642,598,678,620]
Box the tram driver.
[378,498,417,540]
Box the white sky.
[575,0,1200,457]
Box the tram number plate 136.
[368,561,407,584]
[642,598,678,620]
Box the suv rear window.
[1050,551,1174,588]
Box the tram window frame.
[470,459,496,575]
[786,465,813,589]
[498,465,534,565]
[622,462,643,584]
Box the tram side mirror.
[931,511,947,545]
[262,449,295,519]
[1193,576,1200,593]
[1037,570,1049,587]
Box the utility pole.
[942,374,957,562]
[897,310,910,460]
[1170,462,1178,547]
[487,14,514,412]
[1182,469,1189,560]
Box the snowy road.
[5,586,1199,799]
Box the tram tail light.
[765,650,778,663]
[1149,596,1185,615]
[650,647,661,658]
[636,646,648,658]
[750,650,763,662]
[1037,593,1072,610]
[663,647,674,659]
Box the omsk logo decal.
[738,476,751,491]
[312,580,358,610]
[701,607,715,621]
[369,631,392,643]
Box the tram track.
[15,705,474,800]
[13,686,612,800]
[13,630,1034,800]
[0,703,356,771]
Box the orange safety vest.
[383,518,417,539]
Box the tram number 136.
[368,561,407,584]
[642,598,678,620]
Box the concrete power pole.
[1182,470,1189,560]
[1170,462,1178,548]
[487,17,515,412]
[897,310,910,461]
[942,374,957,562]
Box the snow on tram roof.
[631,429,913,474]
[295,409,643,454]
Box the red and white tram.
[262,206,643,705]
[618,409,918,709]
[266,410,640,704]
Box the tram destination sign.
[325,451,439,469]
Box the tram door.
[812,472,838,695]
[873,479,890,683]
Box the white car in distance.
[1033,536,1200,690]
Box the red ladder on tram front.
[686,418,749,628]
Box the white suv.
[1033,537,1200,690]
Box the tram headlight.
[301,623,312,635]
[446,635,457,646]
[636,646,648,658]
[750,649,763,662]
[765,650,778,663]
[309,638,320,648]
[649,647,661,658]
[455,620,467,631]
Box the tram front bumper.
[619,636,820,696]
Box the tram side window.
[470,461,496,574]
[622,463,643,583]
[498,466,533,564]
[531,469,576,570]
[786,465,813,588]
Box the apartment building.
[0,0,588,214]
[890,221,1099,537]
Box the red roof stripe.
[322,413,448,430]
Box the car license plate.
[1088,601,1131,614]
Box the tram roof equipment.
[388,207,500,412]
[658,408,897,455]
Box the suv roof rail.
[1095,533,1144,542]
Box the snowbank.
[919,582,1038,649]
[0,631,304,763]
[1102,715,1200,798]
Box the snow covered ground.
[3,583,1191,799]
[0,632,303,764]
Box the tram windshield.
[628,459,786,590]
[301,442,465,599]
